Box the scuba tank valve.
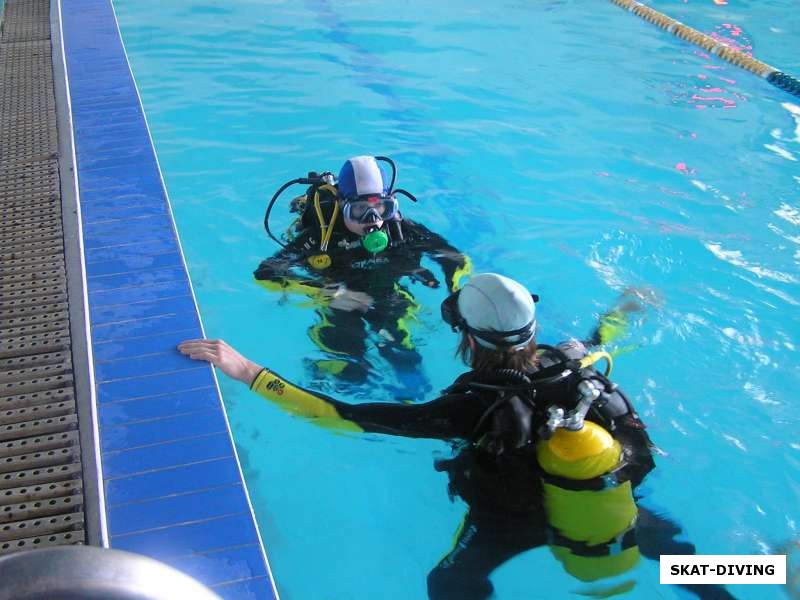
[541,379,603,439]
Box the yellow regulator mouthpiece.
[537,422,622,480]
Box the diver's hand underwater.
[408,267,440,288]
[177,339,263,385]
[616,286,662,312]
[319,284,374,313]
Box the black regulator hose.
[374,156,397,192]
[264,175,324,248]
[394,188,418,203]
[468,368,534,392]
[264,178,303,248]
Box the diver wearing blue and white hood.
[256,155,472,393]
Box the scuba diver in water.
[257,155,471,396]
[179,273,734,600]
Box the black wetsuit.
[251,341,735,600]
[255,191,470,395]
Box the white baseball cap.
[457,273,537,349]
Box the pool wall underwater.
[53,0,278,595]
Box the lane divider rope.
[609,0,800,99]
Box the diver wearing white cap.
[449,272,537,349]
[179,274,733,600]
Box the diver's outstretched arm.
[177,339,483,438]
[177,339,362,432]
[254,237,373,312]
[253,236,323,290]
[585,287,660,347]
[404,220,473,292]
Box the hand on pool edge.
[178,339,263,385]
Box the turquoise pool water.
[113,0,799,598]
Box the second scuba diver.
[257,155,471,397]
[179,273,734,600]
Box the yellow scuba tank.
[536,380,640,583]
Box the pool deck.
[0,0,277,597]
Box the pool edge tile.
[59,0,277,595]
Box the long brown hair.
[456,332,539,372]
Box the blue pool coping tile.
[100,408,229,453]
[102,430,232,476]
[111,513,259,561]
[165,545,269,588]
[92,328,202,361]
[214,577,277,600]
[58,0,277,596]
[108,484,251,536]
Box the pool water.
[113,0,800,598]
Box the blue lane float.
[609,0,800,100]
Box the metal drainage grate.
[0,0,86,554]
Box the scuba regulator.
[262,156,418,264]
[360,227,389,254]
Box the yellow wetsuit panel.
[596,310,628,346]
[255,277,324,298]
[450,255,473,292]
[250,369,363,433]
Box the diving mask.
[342,194,398,254]
[342,195,399,224]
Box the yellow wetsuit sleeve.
[249,369,363,432]
[255,277,324,297]
[595,309,629,346]
[449,254,473,292]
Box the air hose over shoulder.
[264,172,335,248]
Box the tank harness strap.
[471,393,513,440]
[531,345,584,384]
[465,359,584,443]
[548,521,638,557]
[540,460,629,492]
[538,344,613,377]
[528,361,580,385]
